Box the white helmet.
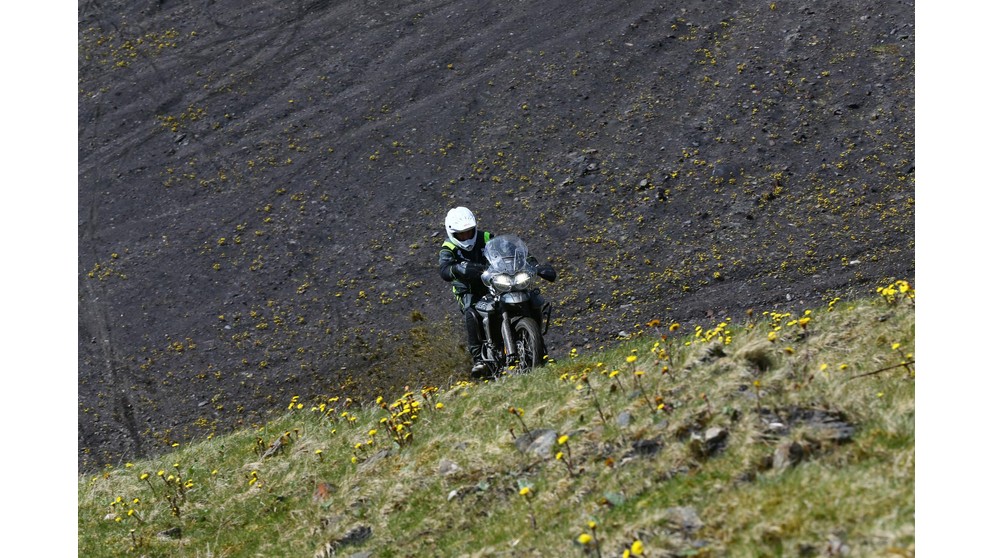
[445,206,478,251]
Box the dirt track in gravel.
[78,0,915,471]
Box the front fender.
[499,292,531,304]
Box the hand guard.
[536,263,557,282]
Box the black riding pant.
[457,294,484,360]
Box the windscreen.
[483,235,529,274]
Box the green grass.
[79,284,915,557]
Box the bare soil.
[78,0,915,472]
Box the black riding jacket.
[438,231,493,306]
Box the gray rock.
[357,449,390,473]
[704,427,727,445]
[690,427,728,458]
[338,525,372,547]
[665,506,703,532]
[513,428,557,458]
[157,526,182,539]
[437,458,460,476]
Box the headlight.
[492,273,513,293]
[513,272,533,290]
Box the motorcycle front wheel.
[512,316,545,371]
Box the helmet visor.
[454,227,476,242]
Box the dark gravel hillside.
[78,0,914,471]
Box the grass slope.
[79,282,914,557]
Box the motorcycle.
[474,235,556,376]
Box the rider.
[438,206,491,375]
[438,207,558,376]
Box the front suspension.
[501,310,518,361]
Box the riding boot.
[469,345,486,376]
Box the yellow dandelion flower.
[519,486,531,497]
[631,540,645,555]
[578,533,593,545]
[587,520,597,530]
[626,355,638,363]
[767,331,778,342]
[435,402,444,409]
[558,435,570,445]
[891,342,901,351]
[556,451,564,460]
[670,323,680,332]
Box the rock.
[338,525,372,547]
[690,427,728,459]
[437,458,460,476]
[513,428,557,458]
[157,526,182,539]
[760,407,856,444]
[630,437,663,457]
[665,506,703,532]
[357,449,391,473]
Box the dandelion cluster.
[107,494,144,524]
[763,310,822,343]
[693,319,733,345]
[877,280,914,305]
[139,462,194,518]
[370,389,435,449]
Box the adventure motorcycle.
[474,235,555,376]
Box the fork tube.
[502,310,517,359]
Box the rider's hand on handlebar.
[455,262,485,280]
